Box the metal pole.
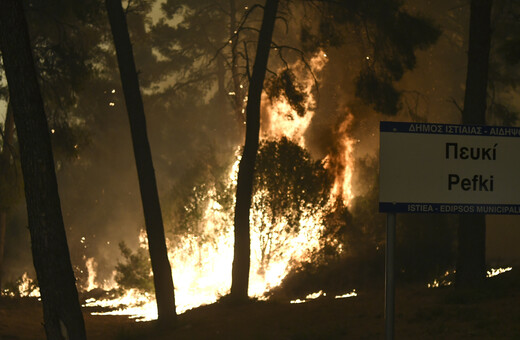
[385,212,396,340]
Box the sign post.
[385,212,396,340]
[379,121,520,339]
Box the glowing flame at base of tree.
[81,49,357,320]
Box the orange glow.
[82,50,357,321]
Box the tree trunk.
[0,102,15,291]
[0,1,86,339]
[105,0,177,324]
[456,0,492,288]
[230,0,279,302]
[0,212,6,292]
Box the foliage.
[266,69,308,117]
[299,0,440,115]
[488,0,520,125]
[355,68,400,115]
[254,137,331,231]
[115,241,154,293]
[276,154,456,296]
[252,137,331,268]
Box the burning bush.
[115,241,154,293]
[252,137,332,272]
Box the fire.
[324,114,355,206]
[85,257,97,292]
[1,272,40,298]
[69,51,356,321]
[290,289,357,304]
[261,51,355,206]
[261,52,327,146]
[487,267,512,278]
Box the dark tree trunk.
[230,0,279,302]
[0,1,86,339]
[0,102,15,291]
[105,0,177,323]
[456,0,492,288]
[0,212,6,292]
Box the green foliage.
[252,137,331,268]
[115,241,154,293]
[254,137,331,230]
[299,0,440,116]
[266,69,309,117]
[164,146,236,241]
[355,68,401,115]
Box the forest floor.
[1,270,519,340]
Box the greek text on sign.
[379,121,520,214]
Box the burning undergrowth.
[71,50,361,320]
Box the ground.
[1,271,519,339]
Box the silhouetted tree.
[231,0,280,302]
[0,0,102,291]
[456,0,492,288]
[105,0,177,323]
[0,0,86,338]
[0,103,19,291]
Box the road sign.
[379,121,520,214]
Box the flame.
[289,289,357,303]
[323,114,355,206]
[1,272,41,298]
[487,267,512,278]
[85,257,97,292]
[261,52,327,146]
[81,50,357,320]
[261,51,355,205]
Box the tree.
[152,0,252,128]
[0,0,86,338]
[0,103,19,291]
[231,0,280,302]
[105,0,177,323]
[252,137,331,272]
[456,0,492,288]
[0,0,101,292]
[230,0,439,301]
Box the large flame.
[81,50,357,320]
[323,114,355,206]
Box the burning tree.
[252,137,332,273]
[105,0,177,323]
[229,0,440,302]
